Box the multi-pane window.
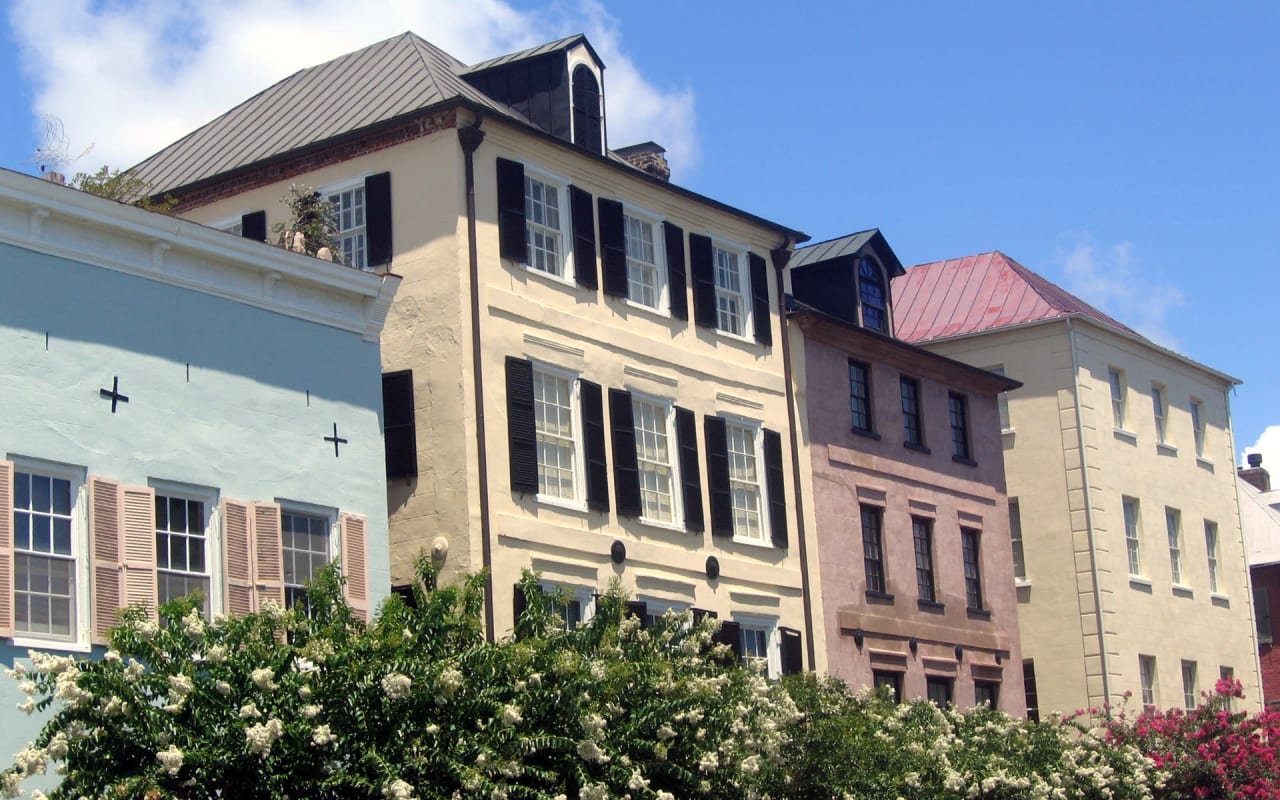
[1205,521,1220,594]
[282,511,331,610]
[524,176,564,276]
[624,214,660,308]
[1009,499,1027,581]
[633,397,675,523]
[987,365,1011,431]
[12,470,75,638]
[873,670,902,703]
[1109,368,1127,428]
[741,626,770,671]
[327,185,366,269]
[961,528,984,610]
[849,360,873,433]
[1181,660,1198,710]
[1023,660,1040,722]
[155,495,209,615]
[726,422,764,542]
[1220,666,1236,711]
[857,257,888,333]
[1152,384,1168,443]
[543,588,583,632]
[975,680,999,708]
[861,505,886,594]
[900,377,923,447]
[912,518,936,602]
[713,245,747,336]
[949,393,971,460]
[1255,587,1273,644]
[926,676,953,707]
[1123,497,1143,577]
[1191,398,1206,457]
[534,369,577,501]
[1166,507,1183,585]
[1139,654,1158,708]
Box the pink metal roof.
[891,251,1140,344]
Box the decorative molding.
[623,364,678,387]
[728,591,781,607]
[522,334,586,358]
[715,391,764,410]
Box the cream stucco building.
[133,32,815,672]
[893,251,1261,716]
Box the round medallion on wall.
[705,556,720,581]
[610,540,626,564]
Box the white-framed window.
[624,209,665,309]
[524,170,570,279]
[1166,507,1183,585]
[856,255,890,334]
[632,394,680,525]
[1009,498,1027,581]
[325,181,367,270]
[280,507,334,611]
[1205,520,1220,594]
[1109,368,1127,429]
[213,215,244,236]
[1123,496,1143,577]
[639,598,688,631]
[1139,654,1158,708]
[1152,383,1168,444]
[152,482,218,617]
[533,364,584,506]
[11,461,85,642]
[1181,660,1198,710]
[735,614,779,678]
[1190,398,1206,457]
[986,364,1011,432]
[541,582,594,631]
[725,418,768,543]
[713,242,749,336]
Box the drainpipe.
[1066,317,1111,702]
[458,117,496,639]
[772,243,817,671]
[1224,385,1265,705]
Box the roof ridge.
[795,228,878,251]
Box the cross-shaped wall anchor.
[324,422,348,457]
[99,376,129,413]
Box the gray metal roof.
[460,33,600,74]
[131,32,522,194]
[787,230,879,269]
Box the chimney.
[1240,452,1271,492]
[43,171,66,186]
[615,142,670,182]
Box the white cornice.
[0,168,399,342]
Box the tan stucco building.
[893,251,1261,715]
[132,32,815,673]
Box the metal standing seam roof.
[460,33,600,74]
[787,230,878,269]
[891,250,1141,344]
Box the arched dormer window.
[571,64,603,154]
[857,256,890,334]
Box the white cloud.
[8,0,697,176]
[1245,426,1280,472]
[1053,234,1186,349]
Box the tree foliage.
[71,166,178,214]
[272,185,341,259]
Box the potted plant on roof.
[273,185,342,263]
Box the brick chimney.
[43,171,66,186]
[1240,452,1271,492]
[615,142,670,182]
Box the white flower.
[14,744,48,776]
[182,609,206,639]
[240,702,263,719]
[311,725,336,746]
[156,744,184,776]
[437,668,464,699]
[382,672,412,700]
[656,793,675,800]
[698,750,719,772]
[299,685,314,700]
[501,704,523,727]
[169,674,194,696]
[293,657,319,674]
[245,718,284,756]
[216,681,232,696]
[382,778,416,800]
[579,783,608,800]
[0,772,20,799]
[741,754,761,775]
[581,713,607,740]
[125,658,145,682]
[136,619,160,640]
[205,644,229,664]
[628,769,650,790]
[16,697,35,715]
[30,791,47,800]
[576,739,610,764]
[301,704,322,720]
[251,668,277,691]
[103,650,121,663]
[46,732,69,760]
[426,724,440,735]
[657,723,676,740]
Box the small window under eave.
[571,64,604,155]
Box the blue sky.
[1,0,1276,463]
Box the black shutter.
[365,172,393,267]
[496,158,526,262]
[598,197,627,297]
[569,186,598,289]
[506,357,538,494]
[691,608,718,625]
[763,428,787,548]
[625,600,648,628]
[780,627,803,675]
[704,415,733,538]
[581,380,609,512]
[513,583,528,638]
[713,620,742,662]
[240,210,266,242]
[748,252,772,346]
[381,370,417,479]
[663,222,688,320]
[609,389,641,517]
[675,407,703,532]
[689,233,716,328]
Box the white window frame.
[622,204,667,312]
[1190,397,1206,458]
[532,362,586,511]
[1181,659,1198,710]
[211,214,245,237]
[1204,520,1220,595]
[722,415,770,546]
[321,177,369,271]
[985,365,1011,432]
[9,456,89,650]
[567,56,604,150]
[1152,383,1168,444]
[522,165,574,284]
[711,238,751,339]
[734,613,780,678]
[638,597,688,630]
[1139,654,1158,708]
[1166,507,1183,586]
[150,479,221,618]
[1108,368,1127,430]
[277,500,338,610]
[1009,498,1027,583]
[631,392,683,529]
[539,580,594,631]
[1123,496,1143,577]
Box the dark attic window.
[572,64,603,154]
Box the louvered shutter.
[609,389,641,517]
[763,429,788,548]
[675,407,703,532]
[714,620,742,662]
[512,583,528,638]
[663,222,688,320]
[365,172,393,267]
[748,252,772,346]
[689,233,716,328]
[253,503,285,608]
[625,600,648,628]
[89,478,124,645]
[704,416,733,537]
[222,499,255,616]
[496,158,527,262]
[382,370,418,479]
[506,357,539,494]
[340,513,369,621]
[580,380,610,512]
[240,211,267,242]
[780,627,804,675]
[691,608,717,625]
[597,197,627,297]
[121,485,157,622]
[569,186,598,289]
[0,461,13,637]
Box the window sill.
[1172,584,1194,599]
[1196,457,1215,473]
[714,328,763,348]
[903,442,931,455]
[917,599,945,613]
[851,427,881,442]
[621,297,671,321]
[519,262,579,291]
[1113,428,1138,444]
[865,590,895,604]
[1014,578,1032,589]
[639,517,687,534]
[966,607,992,621]
[1156,442,1178,457]
[732,535,774,550]
[1129,576,1153,591]
[952,455,977,467]
[536,494,590,514]
[1211,593,1231,608]
[10,636,93,654]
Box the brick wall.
[1255,563,1280,707]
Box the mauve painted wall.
[1254,564,1280,707]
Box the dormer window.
[571,64,603,154]
[858,256,889,333]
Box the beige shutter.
[121,485,157,621]
[253,503,285,608]
[340,513,369,621]
[89,477,124,645]
[0,461,14,637]
[221,499,255,616]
